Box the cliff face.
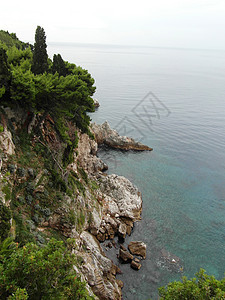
[0,108,144,299]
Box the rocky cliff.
[0,108,149,299]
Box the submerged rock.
[92,121,153,151]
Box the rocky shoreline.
[72,121,150,299]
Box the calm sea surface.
[49,43,225,299]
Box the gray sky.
[1,0,225,49]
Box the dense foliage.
[0,48,11,99]
[0,27,95,136]
[159,269,225,299]
[0,238,93,299]
[0,203,12,241]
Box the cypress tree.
[52,54,67,76]
[0,48,11,99]
[31,26,48,75]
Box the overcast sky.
[1,0,225,49]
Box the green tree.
[31,26,48,75]
[0,48,11,99]
[159,269,225,299]
[52,54,67,76]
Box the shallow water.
[49,43,225,299]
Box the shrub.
[0,203,11,241]
[0,238,93,299]
[159,269,225,299]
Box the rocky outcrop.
[72,131,108,174]
[89,173,142,244]
[99,174,142,221]
[92,121,153,151]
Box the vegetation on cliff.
[0,27,98,299]
[0,27,95,137]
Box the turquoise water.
[49,43,225,299]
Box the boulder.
[131,259,142,270]
[128,241,146,259]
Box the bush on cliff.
[0,238,93,299]
[159,269,225,299]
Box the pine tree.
[31,26,48,75]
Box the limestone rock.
[0,128,15,155]
[100,174,142,221]
[92,121,152,151]
[72,131,107,174]
[79,231,122,299]
[128,241,147,259]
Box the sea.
[48,43,225,299]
